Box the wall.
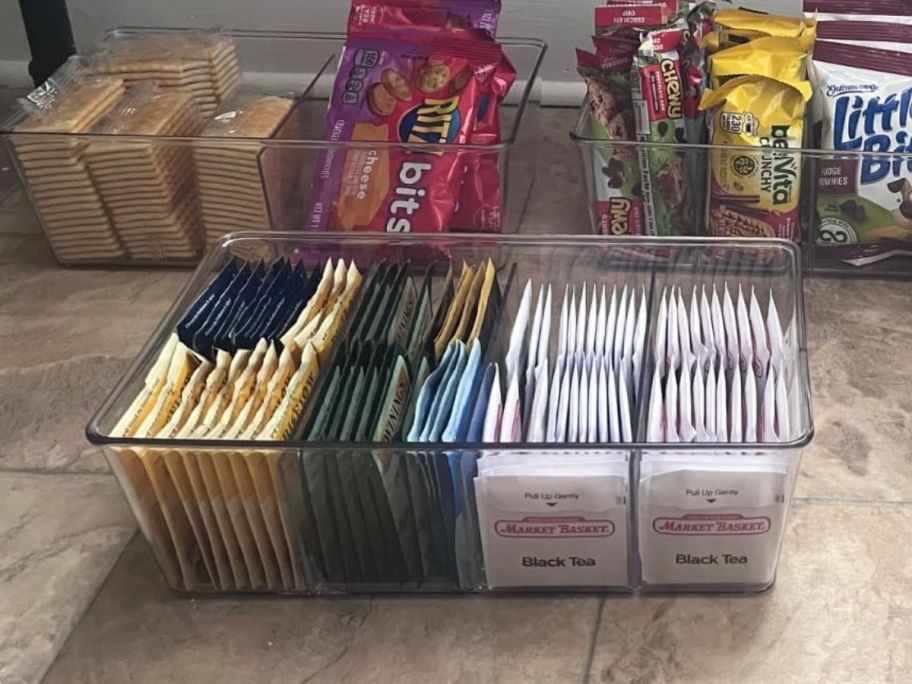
[1,0,803,96]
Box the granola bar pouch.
[700,64,812,240]
[307,32,510,233]
[577,47,643,235]
[631,27,696,235]
[812,42,912,265]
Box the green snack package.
[631,26,696,236]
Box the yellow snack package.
[708,36,815,88]
[714,8,813,39]
[699,73,812,241]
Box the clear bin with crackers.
[1,28,546,267]
[87,231,812,595]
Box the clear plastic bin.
[86,232,813,595]
[1,28,546,266]
[570,105,912,279]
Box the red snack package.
[307,32,512,232]
[349,0,501,39]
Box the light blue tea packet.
[421,340,468,442]
[406,342,455,441]
[442,339,484,443]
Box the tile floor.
[1,107,911,684]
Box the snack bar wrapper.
[577,46,643,235]
[812,41,912,265]
[631,27,696,236]
[349,0,501,40]
[699,50,812,240]
[307,32,513,232]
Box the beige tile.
[796,278,912,503]
[0,472,135,684]
[516,107,591,236]
[589,502,912,684]
[43,537,600,684]
[0,355,130,472]
[0,269,187,371]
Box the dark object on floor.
[17,0,76,86]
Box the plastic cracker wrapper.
[631,27,696,236]
[812,41,912,265]
[577,46,643,235]
[307,31,514,232]
[699,40,813,241]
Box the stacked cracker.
[13,77,128,262]
[85,91,205,260]
[90,33,241,118]
[195,95,294,244]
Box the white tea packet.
[475,463,629,588]
[638,456,790,586]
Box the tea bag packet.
[434,262,476,360]
[678,362,696,443]
[761,368,778,442]
[281,259,340,347]
[766,293,785,379]
[499,370,523,443]
[775,369,791,442]
[608,362,621,443]
[590,356,611,443]
[523,284,548,432]
[693,363,710,442]
[730,364,743,442]
[442,339,485,443]
[177,260,240,348]
[505,279,533,387]
[468,259,499,347]
[575,286,588,359]
[474,460,629,588]
[705,362,717,443]
[699,286,715,370]
[482,363,504,443]
[596,285,608,358]
[638,455,790,586]
[556,353,574,443]
[587,355,599,443]
[749,288,771,378]
[666,288,680,374]
[526,358,550,443]
[744,366,758,443]
[688,287,705,365]
[715,365,729,442]
[421,341,468,443]
[664,366,680,443]
[645,368,662,442]
[605,285,619,364]
[632,289,648,395]
[705,285,721,364]
[566,286,578,359]
[407,343,456,441]
[722,284,738,372]
[613,285,628,370]
[546,355,565,443]
[736,286,753,375]
[404,266,433,362]
[674,288,690,370]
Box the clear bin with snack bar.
[86,231,812,595]
[571,114,912,279]
[0,28,546,266]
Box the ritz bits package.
[307,8,514,233]
[699,28,814,240]
[812,41,912,265]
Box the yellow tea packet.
[468,258,496,346]
[434,261,475,359]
